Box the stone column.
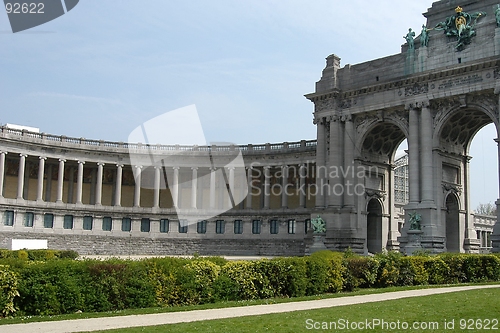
[0,152,6,197]
[134,166,142,207]
[329,116,342,207]
[492,138,500,252]
[227,166,235,208]
[263,166,271,209]
[315,117,326,208]
[209,167,216,209]
[76,161,85,204]
[115,164,123,206]
[36,157,46,201]
[17,154,27,200]
[154,166,161,208]
[190,167,198,209]
[56,159,66,203]
[281,165,288,209]
[299,164,307,208]
[420,102,433,203]
[246,167,253,209]
[172,166,180,208]
[343,116,355,208]
[408,106,420,203]
[95,162,104,205]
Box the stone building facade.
[1,0,499,255]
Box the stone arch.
[433,96,499,154]
[357,120,408,164]
[445,192,461,253]
[366,198,383,254]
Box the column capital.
[58,158,66,163]
[0,151,7,156]
[173,166,180,170]
[39,156,47,160]
[116,163,124,168]
[97,162,105,166]
[405,99,430,110]
[134,165,143,170]
[191,166,199,171]
[77,160,85,165]
[19,153,28,158]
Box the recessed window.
[63,215,74,229]
[4,210,14,226]
[252,220,261,234]
[24,212,34,227]
[141,218,150,232]
[216,220,225,234]
[160,218,169,233]
[44,213,54,228]
[270,220,279,234]
[122,217,132,232]
[102,216,112,231]
[234,220,243,234]
[197,220,207,234]
[305,219,311,233]
[288,219,296,234]
[83,216,93,230]
[179,220,188,233]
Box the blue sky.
[0,0,497,209]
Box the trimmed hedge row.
[0,251,499,317]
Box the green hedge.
[1,250,500,317]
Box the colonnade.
[0,151,315,211]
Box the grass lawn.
[89,288,500,333]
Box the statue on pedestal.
[409,212,421,231]
[311,215,326,234]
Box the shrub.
[398,256,429,286]
[375,251,403,287]
[0,265,20,317]
[344,256,379,291]
[219,261,261,300]
[425,257,449,284]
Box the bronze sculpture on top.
[434,6,486,50]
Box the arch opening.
[445,194,460,253]
[367,198,383,254]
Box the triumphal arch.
[306,0,500,254]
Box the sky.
[0,0,497,210]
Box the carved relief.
[315,98,335,112]
[365,189,387,201]
[404,83,429,96]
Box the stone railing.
[0,126,316,155]
[473,213,497,228]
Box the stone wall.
[0,232,305,257]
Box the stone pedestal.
[308,234,327,255]
[404,230,423,255]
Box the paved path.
[2,285,498,333]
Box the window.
[305,219,311,233]
[179,220,188,233]
[288,219,296,234]
[270,220,279,234]
[44,213,54,228]
[83,216,93,230]
[122,217,132,232]
[141,218,150,232]
[4,211,14,226]
[197,220,207,234]
[63,215,74,229]
[24,212,34,227]
[102,216,112,231]
[252,220,261,234]
[160,218,169,233]
[216,220,225,234]
[234,220,243,234]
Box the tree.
[475,202,497,216]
